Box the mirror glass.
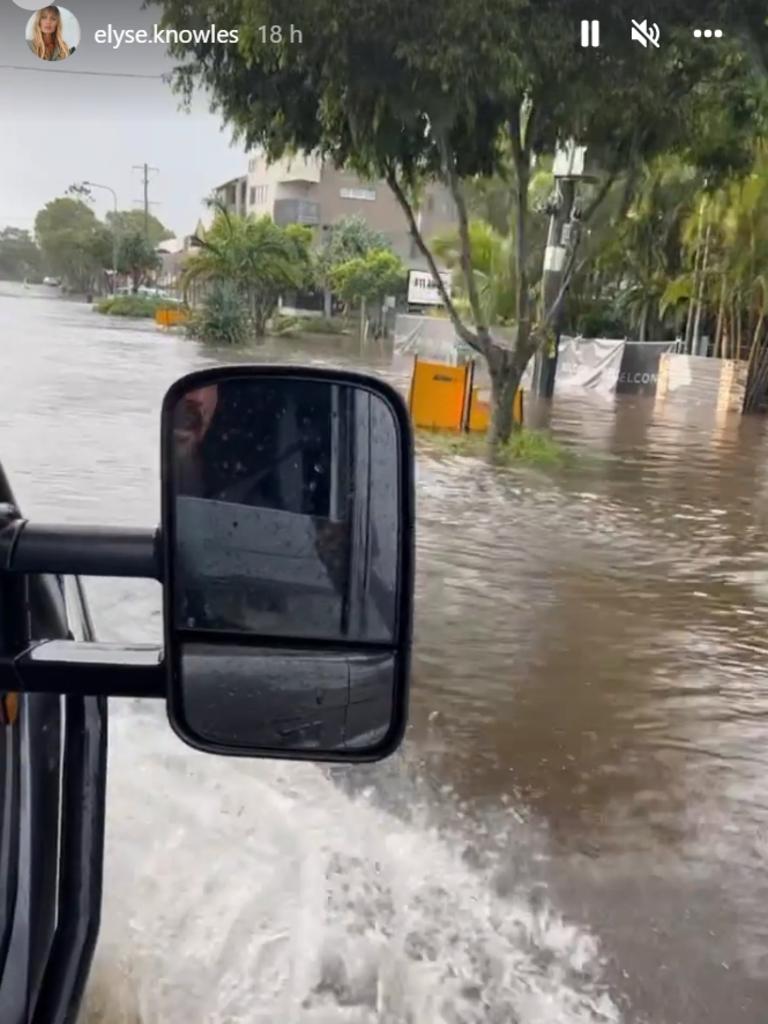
[171,375,400,643]
[165,373,408,755]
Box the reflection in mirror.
[170,376,400,644]
[180,644,395,751]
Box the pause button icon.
[580,19,600,47]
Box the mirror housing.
[160,366,414,761]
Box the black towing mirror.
[0,366,415,763]
[161,366,415,759]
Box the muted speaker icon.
[631,19,661,48]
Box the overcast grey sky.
[0,0,248,236]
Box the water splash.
[82,703,620,1024]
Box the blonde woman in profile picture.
[28,5,76,61]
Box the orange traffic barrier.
[408,357,471,430]
[466,386,523,432]
[408,356,523,433]
[155,306,188,327]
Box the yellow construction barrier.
[409,357,471,430]
[466,386,523,432]
[155,306,188,328]
[408,355,523,433]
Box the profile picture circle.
[26,5,80,62]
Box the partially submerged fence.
[394,316,753,417]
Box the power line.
[0,64,165,80]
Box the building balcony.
[273,199,321,227]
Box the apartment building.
[213,152,457,270]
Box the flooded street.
[2,282,768,1023]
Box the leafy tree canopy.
[117,230,162,291]
[0,227,43,281]
[330,248,406,305]
[156,0,767,184]
[107,210,174,246]
[318,216,389,272]
[35,198,112,292]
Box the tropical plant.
[187,279,249,345]
[181,203,313,338]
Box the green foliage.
[432,220,518,326]
[316,215,389,282]
[187,279,249,345]
[35,198,112,293]
[329,249,405,305]
[422,428,568,467]
[182,204,313,336]
[269,313,301,336]
[106,210,173,246]
[116,231,162,292]
[271,314,348,336]
[300,316,348,335]
[155,0,765,187]
[329,248,405,337]
[95,294,171,317]
[0,228,42,281]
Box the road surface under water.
[2,282,767,1023]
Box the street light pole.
[83,181,119,294]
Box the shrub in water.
[187,280,249,345]
[95,294,170,318]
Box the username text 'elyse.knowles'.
[94,24,239,50]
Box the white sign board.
[408,269,452,307]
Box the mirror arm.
[0,640,165,698]
[0,522,162,580]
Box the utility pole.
[132,163,159,239]
[532,144,583,398]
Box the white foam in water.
[82,702,621,1024]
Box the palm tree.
[594,156,702,340]
[182,201,312,338]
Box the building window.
[249,186,255,205]
[250,184,269,206]
[340,186,376,202]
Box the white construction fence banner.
[556,337,626,395]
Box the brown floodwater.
[2,281,767,1024]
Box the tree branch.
[508,100,532,344]
[581,168,618,225]
[385,167,485,356]
[437,134,488,337]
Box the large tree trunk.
[487,341,523,446]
